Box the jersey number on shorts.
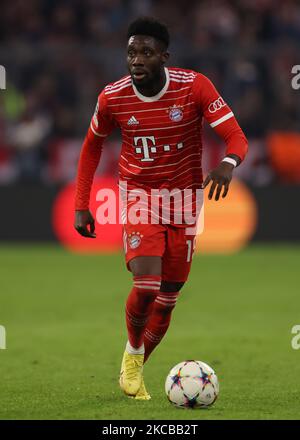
[186,238,196,262]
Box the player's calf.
[125,275,162,349]
[144,282,183,362]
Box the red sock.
[125,275,161,349]
[144,291,179,363]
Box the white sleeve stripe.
[90,124,107,137]
[104,82,132,95]
[210,111,234,128]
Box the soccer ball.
[165,360,219,408]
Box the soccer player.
[74,17,248,400]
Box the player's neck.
[135,69,166,97]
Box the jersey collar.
[132,67,170,102]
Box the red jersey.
[75,67,248,225]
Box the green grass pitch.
[1,244,300,420]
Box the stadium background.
[1,0,300,420]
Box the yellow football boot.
[134,378,151,400]
[120,372,151,400]
[119,350,144,396]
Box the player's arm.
[193,74,248,201]
[74,90,116,237]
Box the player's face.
[127,35,169,87]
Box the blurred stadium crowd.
[0,0,299,185]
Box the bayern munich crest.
[128,231,143,249]
[168,105,183,122]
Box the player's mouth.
[132,70,148,81]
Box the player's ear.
[161,51,170,64]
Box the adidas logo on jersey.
[127,116,139,125]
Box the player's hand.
[203,162,234,201]
[74,210,96,238]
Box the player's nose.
[132,56,145,66]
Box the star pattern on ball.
[170,370,182,389]
[184,394,199,408]
[166,361,219,409]
[200,368,212,386]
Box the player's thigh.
[129,256,162,276]
[162,226,196,283]
[123,223,166,277]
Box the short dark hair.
[127,17,170,48]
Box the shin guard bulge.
[125,275,161,349]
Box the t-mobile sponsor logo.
[133,136,184,162]
[291,65,300,90]
[0,325,6,349]
[0,65,6,90]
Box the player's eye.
[144,49,152,56]
[128,50,135,57]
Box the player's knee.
[133,275,162,300]
[160,281,185,293]
[129,256,162,277]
